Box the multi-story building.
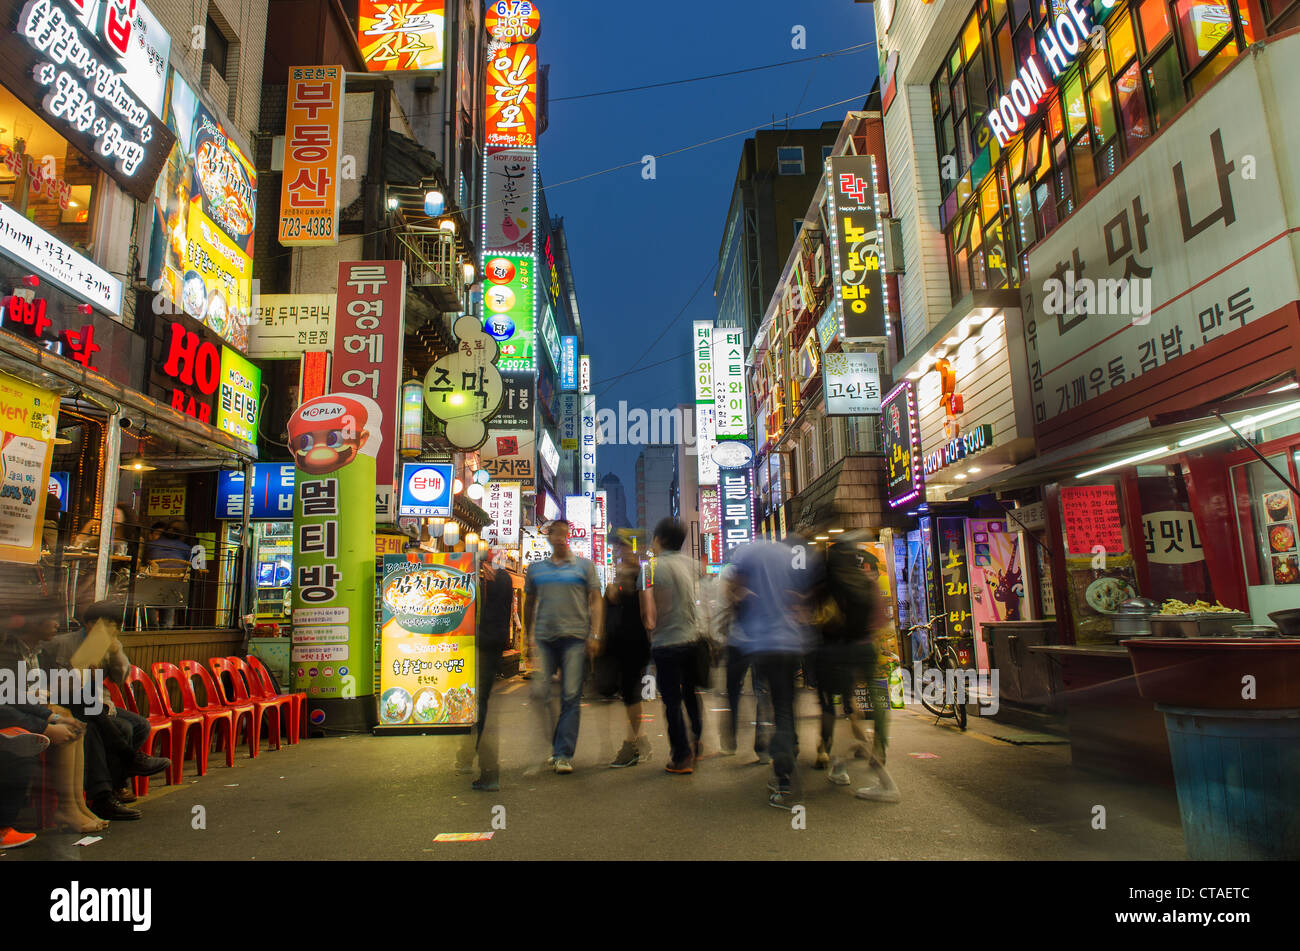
[715,124,844,343]
[635,445,676,534]
[600,472,631,530]
[670,403,702,560]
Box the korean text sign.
[290,394,380,707]
[720,469,752,559]
[1061,485,1125,555]
[693,321,713,403]
[482,254,534,372]
[938,517,975,653]
[827,154,887,341]
[485,42,536,149]
[712,327,748,441]
[566,495,593,561]
[883,381,922,508]
[399,463,454,517]
[378,553,478,729]
[484,149,535,254]
[823,351,882,416]
[358,0,446,72]
[483,482,521,547]
[215,464,295,520]
[333,261,406,517]
[0,371,55,563]
[279,66,344,245]
[559,336,578,391]
[580,394,597,499]
[480,429,534,490]
[217,347,260,445]
[249,294,335,359]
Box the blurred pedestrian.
[458,549,513,790]
[729,537,815,809]
[604,534,653,767]
[523,520,603,774]
[719,563,773,763]
[854,550,900,803]
[645,519,704,774]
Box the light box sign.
[566,494,592,561]
[485,41,536,149]
[0,203,121,313]
[712,327,748,441]
[923,423,994,475]
[827,154,887,340]
[217,346,260,445]
[480,428,535,490]
[215,464,296,520]
[482,254,534,372]
[279,66,344,246]
[693,320,713,403]
[482,481,520,547]
[696,405,718,486]
[147,73,256,350]
[399,462,454,517]
[539,427,559,477]
[486,0,540,40]
[358,0,446,72]
[249,294,335,359]
[883,380,923,508]
[540,302,560,372]
[579,355,590,394]
[823,351,882,416]
[559,335,578,391]
[484,149,535,254]
[494,372,534,430]
[720,468,752,560]
[0,371,55,564]
[0,0,176,203]
[74,0,171,115]
[580,394,597,500]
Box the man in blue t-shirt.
[524,520,602,774]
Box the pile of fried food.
[1156,598,1241,615]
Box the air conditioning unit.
[882,217,906,274]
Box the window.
[822,417,836,469]
[822,145,834,162]
[794,219,804,241]
[777,147,805,175]
[204,18,230,78]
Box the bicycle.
[905,616,968,731]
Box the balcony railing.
[396,227,464,312]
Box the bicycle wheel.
[943,648,968,730]
[918,653,950,719]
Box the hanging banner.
[712,327,748,441]
[0,372,55,563]
[823,351,882,416]
[279,66,344,245]
[378,552,477,730]
[289,393,380,731]
[334,261,406,517]
[825,153,887,342]
[566,494,592,561]
[483,481,521,547]
[483,149,535,254]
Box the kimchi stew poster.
[378,553,477,727]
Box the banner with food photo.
[1261,490,1299,584]
[378,552,477,729]
[1065,553,1140,642]
[147,73,257,351]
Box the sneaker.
[471,777,500,792]
[126,752,170,778]
[768,787,799,810]
[610,741,639,768]
[855,763,901,802]
[0,727,50,757]
[664,757,694,774]
[554,758,574,774]
[828,758,851,786]
[0,827,36,849]
[634,736,652,763]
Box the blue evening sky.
[536,0,880,503]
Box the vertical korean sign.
[485,39,537,149]
[883,381,923,507]
[721,468,752,560]
[279,66,343,245]
[482,482,521,547]
[937,517,975,668]
[334,262,406,518]
[0,372,55,563]
[580,393,597,500]
[378,552,477,729]
[593,490,608,579]
[712,327,748,441]
[289,394,381,731]
[825,154,888,344]
[694,322,718,485]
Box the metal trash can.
[1158,705,1300,860]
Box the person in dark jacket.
[457,549,515,791]
[604,533,652,767]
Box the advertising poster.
[217,347,260,444]
[485,42,537,149]
[279,66,344,245]
[334,261,406,517]
[482,254,534,372]
[147,73,256,349]
[378,553,477,729]
[289,394,380,729]
[0,373,55,562]
[483,149,535,254]
[1066,553,1140,643]
[964,519,1027,644]
[357,0,446,71]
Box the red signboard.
[1061,485,1126,555]
[158,319,221,424]
[333,261,406,515]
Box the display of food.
[380,687,412,724]
[411,687,443,723]
[196,140,254,237]
[1274,555,1299,585]
[1156,599,1241,615]
[1264,491,1293,523]
[181,271,207,320]
[1085,576,1136,614]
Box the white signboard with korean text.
[696,404,719,486]
[480,429,535,490]
[74,0,171,114]
[483,482,521,547]
[1021,48,1299,425]
[565,494,592,561]
[522,526,550,564]
[249,294,336,359]
[580,394,597,500]
[0,203,121,313]
[823,351,882,416]
[694,320,713,403]
[712,326,748,441]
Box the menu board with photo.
[1261,490,1299,584]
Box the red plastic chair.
[125,666,193,787]
[243,655,306,744]
[107,680,174,798]
[209,657,282,753]
[150,662,229,780]
[179,660,256,760]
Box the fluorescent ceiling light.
[1177,401,1300,448]
[1075,446,1172,480]
[1269,382,1299,393]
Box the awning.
[948,386,1300,499]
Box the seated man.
[0,712,55,849]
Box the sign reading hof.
[824,154,887,345]
[823,351,882,416]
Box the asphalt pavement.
[2,676,1187,861]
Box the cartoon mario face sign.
[287,394,383,475]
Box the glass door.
[1230,453,1300,623]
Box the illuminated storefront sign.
[155,317,220,425]
[482,254,534,372]
[279,66,344,245]
[565,494,592,560]
[693,320,712,403]
[0,202,121,313]
[579,355,590,394]
[217,346,260,445]
[540,302,560,371]
[824,154,888,345]
[823,351,882,416]
[922,422,993,475]
[0,0,176,202]
[485,42,537,149]
[357,0,445,72]
[398,462,454,517]
[712,326,748,441]
[481,428,535,489]
[580,393,597,499]
[483,148,535,254]
[248,294,335,359]
[539,428,559,477]
[883,380,923,507]
[559,335,577,391]
[720,468,752,559]
[483,481,521,546]
[985,0,1101,147]
[485,1,540,40]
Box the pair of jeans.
[725,645,772,754]
[754,653,800,787]
[533,637,587,759]
[79,708,146,797]
[652,644,702,763]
